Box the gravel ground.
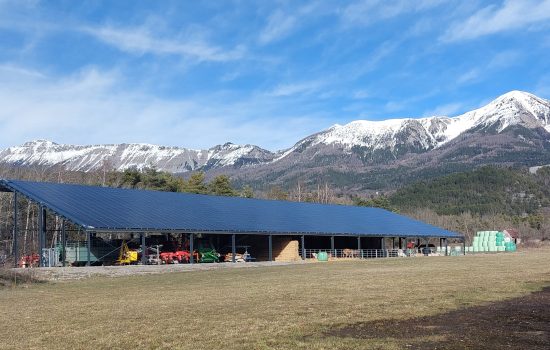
[15,261,303,281]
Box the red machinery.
[160,250,191,264]
[19,253,40,268]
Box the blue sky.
[0,0,549,150]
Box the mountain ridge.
[1,90,549,190]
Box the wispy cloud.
[352,89,371,99]
[455,50,522,86]
[340,0,445,26]
[266,80,325,97]
[258,10,297,45]
[0,65,330,150]
[83,25,246,62]
[423,102,463,116]
[487,50,522,69]
[457,68,480,85]
[257,3,326,45]
[442,0,550,42]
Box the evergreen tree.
[184,172,208,194]
[209,175,236,196]
[241,185,254,198]
[354,195,395,211]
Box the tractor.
[195,238,220,263]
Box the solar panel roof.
[0,179,462,238]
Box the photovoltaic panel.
[0,179,462,238]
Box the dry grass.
[1,248,549,349]
[0,267,42,288]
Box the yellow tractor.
[117,241,139,265]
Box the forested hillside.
[389,166,550,216]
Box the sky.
[0,0,549,151]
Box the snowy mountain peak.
[0,140,274,173]
[0,91,548,174]
[307,90,550,153]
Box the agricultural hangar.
[0,179,464,267]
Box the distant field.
[1,249,549,350]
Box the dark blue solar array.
[0,179,462,238]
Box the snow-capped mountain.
[0,91,549,184]
[283,90,550,158]
[0,140,275,173]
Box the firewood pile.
[223,253,247,262]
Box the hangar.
[0,179,464,267]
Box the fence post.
[300,235,306,260]
[268,234,273,262]
[12,192,18,268]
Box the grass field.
[1,249,549,349]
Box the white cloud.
[266,80,324,97]
[457,69,480,84]
[340,0,445,26]
[424,102,463,116]
[487,50,522,69]
[258,10,297,45]
[0,65,330,151]
[534,74,550,98]
[454,50,522,86]
[82,25,245,62]
[443,0,550,42]
[352,89,371,99]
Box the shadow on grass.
[321,286,550,350]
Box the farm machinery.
[157,237,220,264]
[117,241,139,265]
[159,250,191,264]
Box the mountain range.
[1,90,549,191]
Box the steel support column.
[357,236,361,259]
[61,219,67,267]
[392,237,395,249]
[231,234,236,263]
[330,236,335,257]
[381,237,385,257]
[38,206,46,267]
[399,237,403,249]
[301,235,305,260]
[141,233,147,265]
[86,231,91,266]
[189,233,194,264]
[268,234,273,262]
[12,192,18,268]
[445,238,448,256]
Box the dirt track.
[15,260,300,281]
[325,286,550,349]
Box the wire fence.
[302,247,456,259]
